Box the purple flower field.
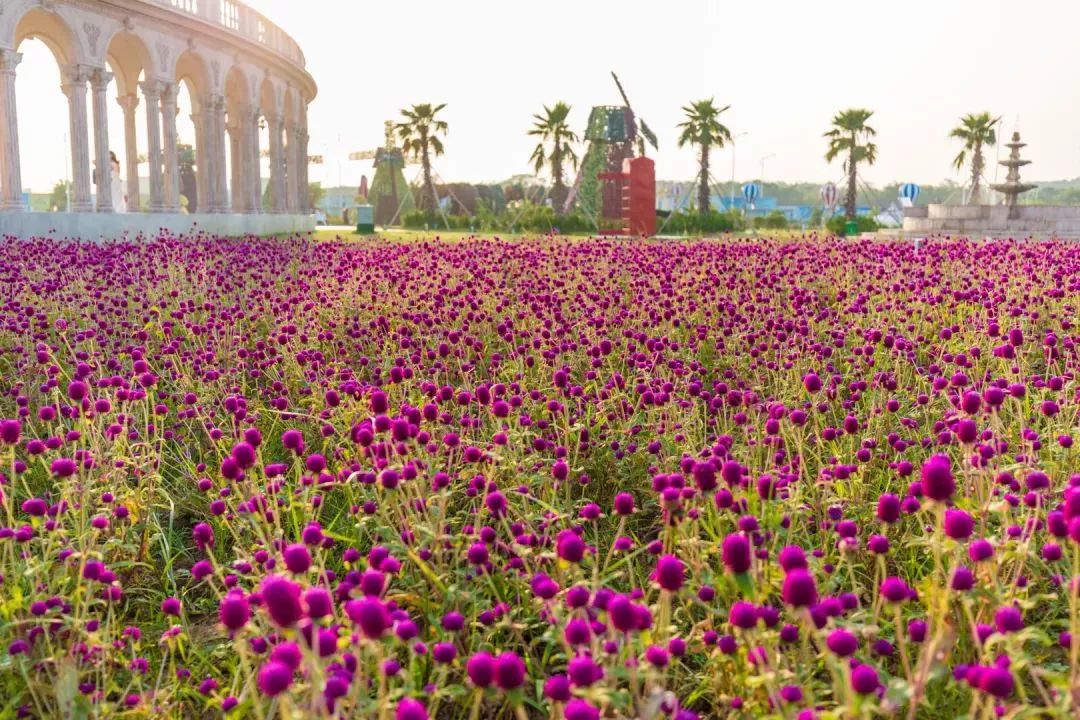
[1,235,1079,719]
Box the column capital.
[90,68,113,90]
[0,49,22,74]
[116,93,139,113]
[60,64,91,93]
[160,82,179,106]
[139,79,163,101]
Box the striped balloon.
[742,182,760,206]
[820,182,838,209]
[899,183,920,203]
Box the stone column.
[192,97,209,214]
[0,49,23,211]
[247,105,261,214]
[117,94,140,211]
[299,102,310,212]
[62,65,93,212]
[160,83,180,212]
[90,68,113,213]
[267,113,286,213]
[285,125,299,213]
[140,80,164,212]
[212,96,229,212]
[227,107,245,212]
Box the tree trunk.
[845,140,858,220]
[698,143,710,215]
[421,133,435,213]
[970,142,983,205]
[551,140,565,210]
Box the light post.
[729,131,748,211]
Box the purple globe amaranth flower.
[880,577,911,603]
[826,629,858,656]
[781,569,818,607]
[721,533,752,574]
[969,539,995,563]
[850,664,879,694]
[345,597,391,639]
[613,492,635,515]
[653,554,685,592]
[920,454,956,502]
[395,698,428,720]
[876,493,901,523]
[282,543,312,574]
[257,661,293,696]
[564,699,601,720]
[260,575,303,628]
[556,529,587,563]
[729,601,758,629]
[943,509,974,540]
[466,651,495,687]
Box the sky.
[14,0,1080,193]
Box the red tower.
[598,156,656,237]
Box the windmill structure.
[354,121,415,226]
[563,72,658,222]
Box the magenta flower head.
[282,543,312,574]
[943,509,974,540]
[920,454,955,502]
[0,419,21,445]
[613,492,636,515]
[781,569,818,607]
[346,597,391,639]
[556,530,587,563]
[396,698,429,720]
[876,493,901,523]
[850,664,879,694]
[466,651,495,687]
[260,575,303,628]
[826,629,858,657]
[257,661,293,696]
[494,651,526,690]
[977,667,1014,698]
[729,601,758,629]
[778,545,807,572]
[803,373,822,393]
[160,597,181,616]
[722,533,752,574]
[564,699,601,720]
[653,554,685,592]
[218,593,250,631]
[880,576,911,603]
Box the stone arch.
[104,30,153,211]
[104,30,151,98]
[223,64,252,212]
[12,6,79,68]
[174,49,212,213]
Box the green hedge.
[825,214,880,234]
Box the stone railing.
[147,0,306,68]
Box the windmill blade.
[611,72,657,150]
[639,119,658,150]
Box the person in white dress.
[110,152,126,213]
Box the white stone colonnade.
[0,0,317,238]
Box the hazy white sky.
[14,0,1080,192]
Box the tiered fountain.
[902,131,1080,238]
[989,132,1036,219]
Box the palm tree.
[824,109,877,220]
[677,99,732,215]
[396,104,448,212]
[950,112,1001,204]
[528,102,579,211]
